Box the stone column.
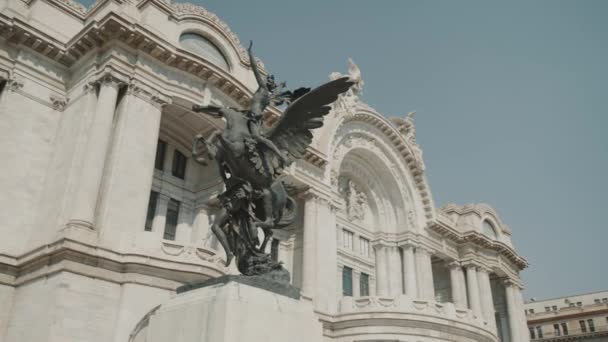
[313,196,338,312]
[353,270,361,297]
[301,195,317,299]
[415,247,435,301]
[477,267,496,331]
[151,194,170,237]
[95,83,167,249]
[514,285,530,342]
[505,280,521,342]
[448,262,467,309]
[388,246,402,296]
[374,244,389,296]
[68,74,122,230]
[401,244,418,297]
[191,205,211,245]
[465,265,482,317]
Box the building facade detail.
[0,1,529,342]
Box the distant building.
[525,290,608,341]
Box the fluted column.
[505,280,523,342]
[353,270,361,297]
[301,195,318,298]
[68,74,122,230]
[388,246,402,296]
[95,82,168,249]
[401,244,418,297]
[191,205,211,244]
[477,267,496,331]
[448,262,467,309]
[514,285,530,342]
[415,247,435,300]
[151,194,169,237]
[374,244,389,296]
[465,265,482,317]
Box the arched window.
[179,33,229,71]
[482,220,497,239]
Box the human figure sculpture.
[191,41,354,279]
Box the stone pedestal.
[139,276,323,342]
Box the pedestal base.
[140,278,323,342]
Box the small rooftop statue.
[192,41,353,283]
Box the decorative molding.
[170,2,265,71]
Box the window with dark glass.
[359,272,369,296]
[553,323,561,336]
[579,320,587,333]
[536,326,543,338]
[342,266,353,296]
[529,327,535,339]
[172,149,187,179]
[145,191,158,231]
[587,319,595,332]
[270,239,280,261]
[155,140,167,170]
[164,199,180,240]
[561,322,568,335]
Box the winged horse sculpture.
[192,41,353,279]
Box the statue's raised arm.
[248,41,266,91]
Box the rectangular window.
[529,308,535,314]
[163,199,180,240]
[553,323,561,336]
[360,272,369,296]
[579,320,587,333]
[172,149,187,179]
[536,326,543,338]
[595,299,601,304]
[342,266,353,296]
[569,303,575,307]
[587,319,595,332]
[561,322,568,335]
[552,305,558,311]
[270,239,280,261]
[359,237,370,257]
[145,191,159,231]
[545,306,551,312]
[603,298,608,303]
[529,327,535,339]
[577,301,582,307]
[155,140,167,170]
[342,229,354,250]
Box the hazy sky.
[79,0,607,300]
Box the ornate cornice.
[427,220,528,270]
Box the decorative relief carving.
[390,111,425,171]
[339,177,368,223]
[49,95,69,111]
[7,76,24,92]
[329,58,363,115]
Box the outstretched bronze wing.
[265,76,354,169]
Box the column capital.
[398,240,418,250]
[447,261,463,270]
[127,79,172,109]
[415,245,434,255]
[96,72,126,90]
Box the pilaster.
[465,264,482,318]
[401,243,417,297]
[448,261,467,309]
[415,246,435,301]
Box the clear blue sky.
[79,0,607,300]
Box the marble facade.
[0,0,529,341]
